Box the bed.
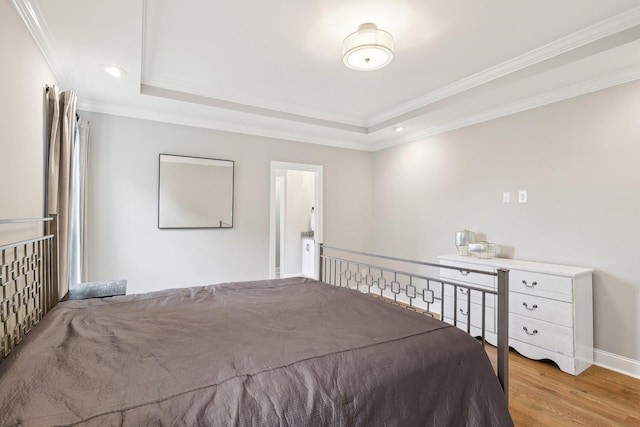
[0,217,512,426]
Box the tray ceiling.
[13,0,640,151]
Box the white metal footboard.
[318,244,510,400]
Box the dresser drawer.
[440,260,495,289]
[509,269,573,302]
[509,292,573,327]
[444,285,497,308]
[444,296,496,332]
[510,313,574,356]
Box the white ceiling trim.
[140,84,367,134]
[366,5,640,128]
[372,64,640,152]
[80,62,640,153]
[77,100,373,152]
[142,76,368,129]
[12,0,77,91]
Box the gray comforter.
[0,277,512,426]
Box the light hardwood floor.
[486,346,640,426]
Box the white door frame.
[275,175,285,276]
[269,161,323,279]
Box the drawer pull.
[459,308,468,316]
[459,288,469,295]
[523,326,538,336]
[522,302,538,311]
[522,280,538,288]
[459,270,470,276]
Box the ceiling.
[13,0,640,151]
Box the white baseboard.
[594,348,640,380]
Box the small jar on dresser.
[438,254,593,376]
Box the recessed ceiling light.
[342,23,394,71]
[103,65,127,78]
[395,126,405,132]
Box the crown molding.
[77,100,373,152]
[140,84,367,134]
[142,76,368,130]
[78,64,640,154]
[371,65,640,152]
[367,5,640,128]
[80,65,640,154]
[12,0,79,92]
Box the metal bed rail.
[0,216,59,359]
[318,244,509,400]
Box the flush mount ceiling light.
[342,23,394,71]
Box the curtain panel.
[69,118,90,285]
[46,86,78,300]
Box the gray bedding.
[0,277,512,426]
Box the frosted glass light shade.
[342,23,394,71]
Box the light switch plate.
[502,192,510,203]
[518,190,527,203]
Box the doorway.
[269,162,323,279]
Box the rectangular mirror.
[158,154,234,229]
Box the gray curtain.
[46,86,77,299]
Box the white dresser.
[438,254,593,375]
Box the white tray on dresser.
[438,254,593,375]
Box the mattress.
[0,277,512,426]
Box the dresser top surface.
[438,254,593,277]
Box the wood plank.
[484,345,640,426]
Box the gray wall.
[0,1,57,244]
[372,80,640,366]
[84,112,373,294]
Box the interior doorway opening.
[269,162,323,279]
